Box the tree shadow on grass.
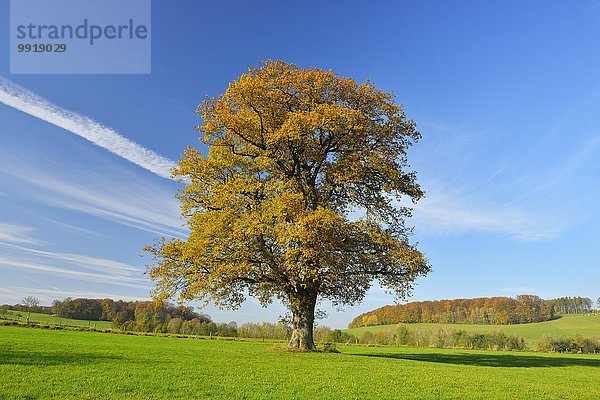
[354,351,600,368]
[0,350,123,366]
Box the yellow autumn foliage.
[144,60,430,348]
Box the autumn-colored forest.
[348,295,556,328]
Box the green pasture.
[0,310,112,329]
[345,314,600,348]
[1,325,600,399]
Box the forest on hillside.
[1,297,226,334]
[348,295,596,328]
[1,297,280,338]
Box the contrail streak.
[0,77,177,179]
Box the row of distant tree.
[359,324,527,351]
[348,295,599,328]
[545,297,595,315]
[3,300,51,315]
[1,297,219,333]
[46,298,241,335]
[1,297,262,337]
[49,297,202,323]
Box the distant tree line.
[49,297,197,321]
[48,297,238,335]
[237,322,292,340]
[234,321,358,344]
[357,324,527,351]
[110,300,220,334]
[348,296,555,328]
[352,324,599,354]
[1,303,51,315]
[313,326,357,344]
[538,333,600,354]
[546,297,594,314]
[0,297,285,338]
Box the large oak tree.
[145,60,430,349]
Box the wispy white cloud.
[0,77,177,179]
[0,229,153,301]
[0,163,186,238]
[38,218,106,239]
[409,190,561,242]
[533,134,600,193]
[0,258,151,290]
[500,287,538,294]
[0,223,41,245]
[31,176,182,236]
[0,286,150,303]
[405,120,580,242]
[0,242,142,276]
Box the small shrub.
[322,342,340,353]
[394,324,411,346]
[466,332,487,349]
[326,329,357,344]
[505,334,526,351]
[359,331,375,345]
[375,330,394,345]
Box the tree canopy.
[145,60,430,349]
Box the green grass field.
[345,314,600,348]
[1,325,600,399]
[1,310,112,329]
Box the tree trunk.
[288,292,317,350]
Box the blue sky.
[1,1,599,328]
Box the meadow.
[345,314,600,348]
[1,310,112,329]
[1,324,600,399]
